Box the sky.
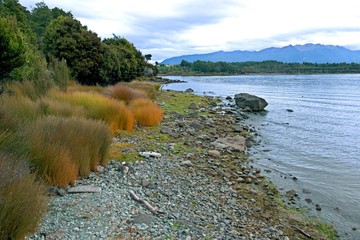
[19,0,360,61]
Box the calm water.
[163,74,360,239]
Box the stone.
[315,204,322,211]
[130,214,156,225]
[188,121,204,130]
[185,88,194,93]
[233,125,244,133]
[188,102,198,110]
[96,165,105,173]
[180,160,193,167]
[45,230,66,240]
[141,179,150,188]
[211,135,246,152]
[208,150,221,157]
[234,93,268,111]
[67,186,101,194]
[139,151,162,158]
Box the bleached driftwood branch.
[129,190,166,214]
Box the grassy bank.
[0,80,162,239]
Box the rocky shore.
[26,90,333,240]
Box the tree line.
[0,0,157,90]
[158,60,360,75]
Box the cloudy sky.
[19,0,360,61]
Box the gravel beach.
[26,90,333,240]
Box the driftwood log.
[129,190,166,215]
[292,225,313,239]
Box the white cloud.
[19,0,360,61]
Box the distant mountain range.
[161,44,360,65]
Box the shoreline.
[26,88,336,239]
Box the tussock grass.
[8,79,53,100]
[66,80,104,93]
[129,99,163,127]
[0,95,40,130]
[48,90,135,133]
[0,152,48,239]
[104,84,147,102]
[23,116,112,186]
[37,97,87,118]
[128,81,161,100]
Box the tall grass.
[23,116,112,186]
[0,152,48,240]
[48,90,135,133]
[128,81,161,100]
[37,97,87,118]
[129,99,164,127]
[0,95,41,131]
[104,84,147,102]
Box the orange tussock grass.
[129,99,164,127]
[0,152,48,239]
[128,81,161,100]
[104,84,147,102]
[24,116,112,186]
[48,90,135,133]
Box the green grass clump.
[0,152,48,239]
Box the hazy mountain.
[161,44,360,64]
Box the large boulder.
[234,93,268,111]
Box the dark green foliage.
[159,60,360,75]
[0,16,26,83]
[29,1,72,48]
[100,35,148,83]
[0,0,32,35]
[43,16,103,84]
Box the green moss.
[315,221,338,240]
[158,90,209,114]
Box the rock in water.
[234,93,268,111]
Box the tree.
[0,0,35,41]
[43,16,103,84]
[0,16,26,81]
[101,35,147,82]
[29,2,72,38]
[144,54,152,62]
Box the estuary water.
[163,74,360,239]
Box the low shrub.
[129,99,163,127]
[0,152,48,239]
[104,84,147,102]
